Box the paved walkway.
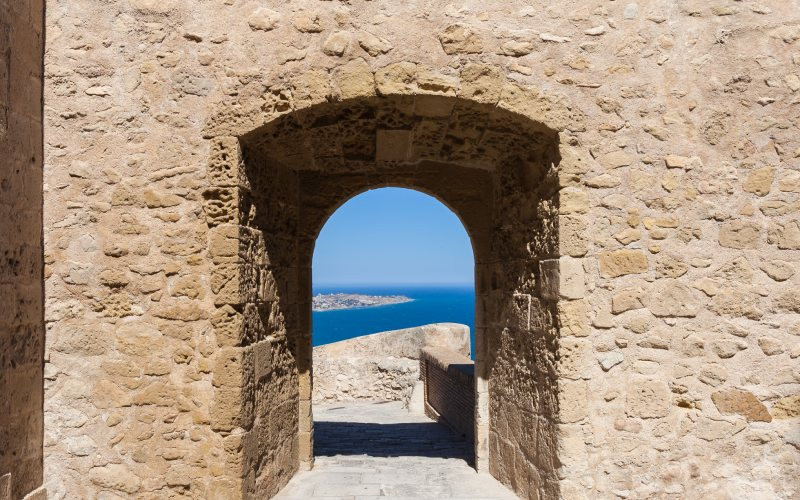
[275,401,516,499]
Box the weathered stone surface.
[313,324,470,404]
[645,280,700,317]
[598,249,648,278]
[30,2,800,499]
[711,389,772,422]
[719,221,761,249]
[771,396,800,419]
[438,24,483,54]
[626,379,670,419]
[88,464,141,493]
[743,166,775,196]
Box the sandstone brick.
[771,395,800,419]
[645,279,700,318]
[743,166,775,196]
[711,389,771,422]
[719,220,760,249]
[598,249,648,278]
[333,58,375,100]
[438,24,483,54]
[598,150,633,169]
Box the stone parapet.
[313,323,470,404]
[420,346,476,444]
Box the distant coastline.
[312,293,413,312]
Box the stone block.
[558,380,588,423]
[208,137,243,187]
[333,58,375,100]
[539,257,584,300]
[711,389,771,422]
[719,220,760,249]
[598,249,648,278]
[375,62,417,96]
[376,129,411,162]
[558,299,589,337]
[645,279,700,318]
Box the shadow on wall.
[314,420,472,461]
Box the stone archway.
[202,63,591,499]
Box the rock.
[774,290,800,313]
[358,31,392,56]
[323,31,350,56]
[645,280,700,317]
[711,339,747,359]
[626,379,670,418]
[709,289,763,320]
[771,395,800,418]
[611,287,644,314]
[89,464,141,493]
[539,33,571,43]
[585,25,606,36]
[248,7,280,31]
[758,336,784,355]
[712,389,771,422]
[291,12,323,33]
[713,257,754,283]
[698,364,728,387]
[98,269,130,288]
[66,435,97,456]
[719,221,761,249]
[623,3,638,19]
[333,58,375,100]
[769,221,800,249]
[599,351,624,371]
[85,86,112,96]
[598,249,648,278]
[664,154,700,169]
[144,188,182,208]
[560,188,589,214]
[598,150,634,169]
[559,381,588,423]
[586,173,621,188]
[152,302,208,321]
[656,254,688,278]
[695,417,746,441]
[438,24,483,54]
[498,40,534,56]
[743,166,775,196]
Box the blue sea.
[312,284,475,356]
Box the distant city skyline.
[313,188,474,285]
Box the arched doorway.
[203,89,569,498]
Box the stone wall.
[0,1,44,499]
[313,323,470,403]
[40,1,800,499]
[421,346,476,444]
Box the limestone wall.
[312,323,470,403]
[0,1,44,499]
[41,1,800,499]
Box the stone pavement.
[274,401,517,499]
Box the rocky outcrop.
[313,323,470,404]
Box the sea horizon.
[311,283,476,357]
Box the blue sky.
[313,188,474,285]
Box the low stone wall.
[312,323,470,403]
[420,346,476,444]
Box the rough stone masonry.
[0,0,797,499]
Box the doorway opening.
[310,187,476,463]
